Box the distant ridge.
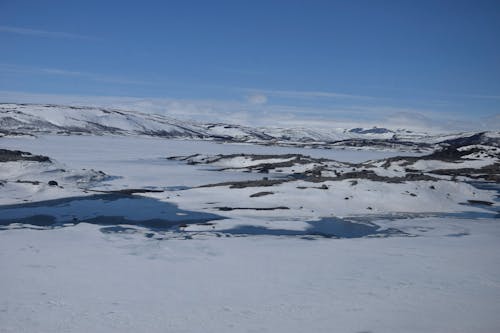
[1,103,498,151]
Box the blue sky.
[0,0,499,131]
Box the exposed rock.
[216,206,290,211]
[199,179,287,189]
[16,180,41,185]
[250,191,274,198]
[440,132,500,148]
[467,200,494,206]
[100,188,165,195]
[328,170,438,183]
[349,127,393,134]
[430,163,500,182]
[0,149,51,163]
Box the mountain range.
[1,103,498,151]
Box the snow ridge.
[1,103,499,151]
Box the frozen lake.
[0,194,224,230]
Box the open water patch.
[0,194,223,231]
[223,217,406,239]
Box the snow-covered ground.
[0,135,499,332]
[1,221,500,333]
[0,135,414,190]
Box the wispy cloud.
[0,25,93,40]
[461,94,500,100]
[0,64,150,85]
[1,83,497,133]
[247,94,268,105]
[244,88,376,101]
[2,90,491,133]
[218,67,264,76]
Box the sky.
[0,0,499,131]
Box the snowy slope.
[3,103,498,150]
[0,103,210,138]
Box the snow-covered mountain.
[0,103,390,141]
[0,103,212,138]
[1,103,498,150]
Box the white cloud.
[476,113,500,131]
[0,25,93,40]
[383,112,437,130]
[462,94,500,100]
[247,94,268,105]
[244,88,375,100]
[0,64,150,85]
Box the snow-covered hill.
[1,103,498,150]
[0,103,211,138]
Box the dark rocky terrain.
[170,141,500,189]
[0,149,51,163]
